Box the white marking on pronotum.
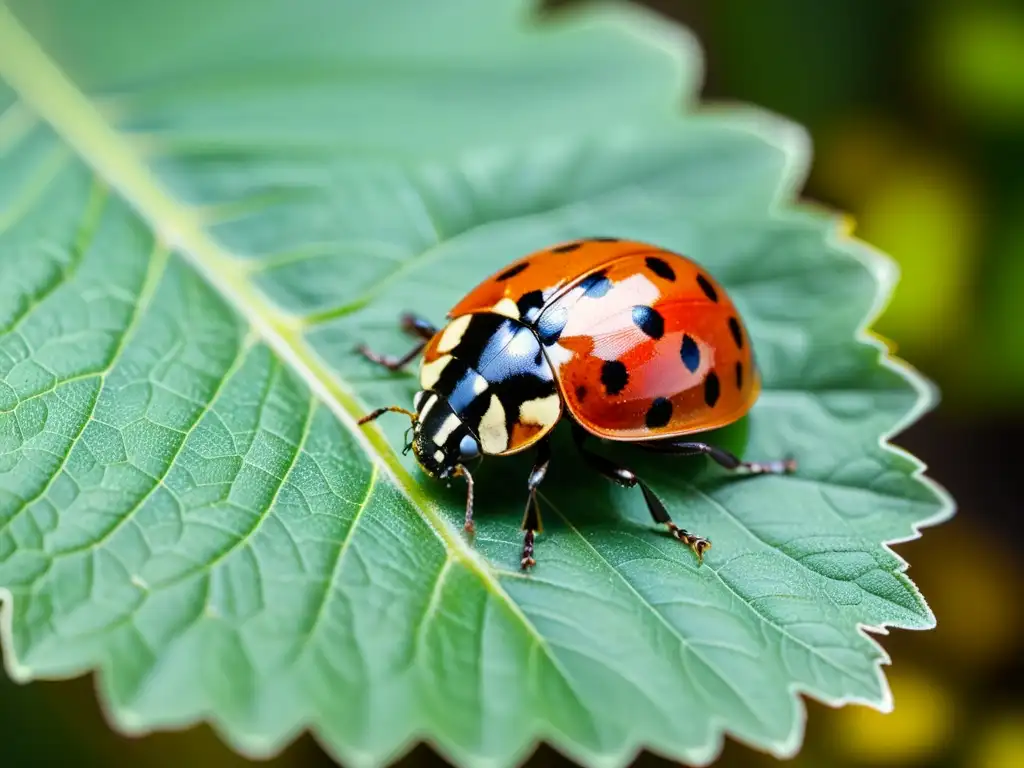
[418,392,439,423]
[491,297,519,319]
[434,449,445,463]
[478,394,508,453]
[413,390,427,411]
[518,393,561,428]
[432,414,461,446]
[420,355,451,390]
[437,314,472,353]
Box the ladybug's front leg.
[519,438,551,570]
[355,312,438,372]
[571,425,711,564]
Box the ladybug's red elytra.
[357,238,796,570]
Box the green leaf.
[0,1,952,766]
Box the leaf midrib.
[0,3,538,637]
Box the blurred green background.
[1,0,1021,766]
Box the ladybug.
[357,238,795,570]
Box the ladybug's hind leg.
[355,312,438,372]
[519,438,551,571]
[571,425,710,564]
[638,439,796,476]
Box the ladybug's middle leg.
[571,424,710,564]
[355,312,438,372]
[519,438,551,571]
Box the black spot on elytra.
[579,271,612,298]
[735,361,744,390]
[517,289,545,321]
[534,349,543,365]
[497,262,529,281]
[704,371,720,407]
[632,305,664,339]
[728,317,744,349]
[645,256,676,281]
[575,385,588,402]
[590,236,621,242]
[645,397,673,428]
[680,334,700,373]
[536,307,568,346]
[552,242,582,253]
[600,360,629,395]
[696,273,718,302]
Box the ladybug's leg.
[356,342,426,372]
[519,438,551,570]
[399,312,438,341]
[453,463,476,534]
[638,439,796,475]
[355,313,438,372]
[571,425,710,564]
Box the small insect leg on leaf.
[519,438,551,570]
[572,424,711,564]
[355,313,438,372]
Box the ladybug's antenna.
[357,405,416,426]
[453,464,475,534]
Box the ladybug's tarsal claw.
[666,523,710,564]
[745,457,797,476]
[692,537,711,565]
[519,528,537,571]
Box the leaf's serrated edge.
[533,102,952,768]
[0,6,955,768]
[693,105,955,762]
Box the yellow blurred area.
[970,712,1024,768]
[833,668,956,765]
[926,3,1024,128]
[813,115,905,204]
[815,119,981,358]
[914,524,1022,669]
[859,155,979,349]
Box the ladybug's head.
[409,389,482,480]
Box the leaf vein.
[543,496,769,731]
[686,483,877,687]
[291,461,377,665]
[0,10,597,724]
[2,241,169,540]
[200,395,317,593]
[52,328,254,559]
